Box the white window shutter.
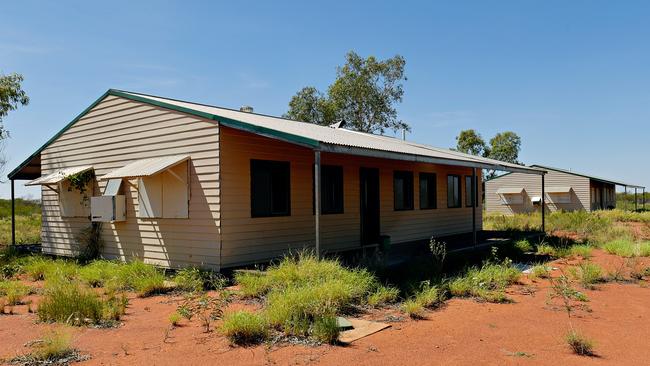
[162,161,189,218]
[138,174,163,218]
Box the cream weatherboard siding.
[39,95,221,269]
[485,170,590,214]
[219,126,482,267]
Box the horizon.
[2,0,649,198]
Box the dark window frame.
[250,159,291,218]
[419,172,437,210]
[447,174,461,208]
[317,165,344,215]
[393,170,414,211]
[465,175,478,207]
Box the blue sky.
[2,0,649,198]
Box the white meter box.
[91,195,126,222]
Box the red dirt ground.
[1,250,649,366]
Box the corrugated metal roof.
[496,187,525,195]
[531,165,645,189]
[99,155,189,180]
[116,91,546,175]
[545,186,573,193]
[25,165,93,186]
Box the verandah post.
[472,167,477,246]
[541,174,545,233]
[314,150,321,258]
[11,179,16,246]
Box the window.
[319,165,344,214]
[137,161,189,219]
[447,175,461,208]
[250,159,290,217]
[465,176,477,207]
[419,173,437,209]
[59,179,93,218]
[394,171,414,210]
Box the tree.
[285,51,409,134]
[488,131,521,164]
[0,72,29,174]
[1,73,29,139]
[455,129,488,156]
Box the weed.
[547,275,589,319]
[529,264,551,280]
[367,286,400,307]
[428,237,447,276]
[12,329,88,364]
[448,261,519,302]
[78,260,120,288]
[569,245,593,259]
[235,271,272,298]
[514,239,533,253]
[0,280,30,305]
[117,261,166,297]
[565,329,595,356]
[536,244,556,256]
[75,223,104,263]
[37,280,104,326]
[221,310,268,345]
[172,267,226,293]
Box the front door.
[360,167,380,245]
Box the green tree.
[455,129,488,156]
[488,131,521,164]
[1,72,29,139]
[285,51,408,134]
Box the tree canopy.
[0,72,29,139]
[285,51,409,134]
[455,129,522,179]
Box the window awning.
[496,187,525,195]
[99,155,190,180]
[25,165,93,186]
[546,186,572,193]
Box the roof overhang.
[25,165,93,186]
[496,187,526,195]
[531,164,644,189]
[99,155,190,180]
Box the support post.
[472,167,477,246]
[541,174,546,233]
[11,179,16,246]
[624,186,627,211]
[314,150,321,258]
[644,188,646,210]
[635,188,638,212]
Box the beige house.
[485,164,645,214]
[8,90,544,270]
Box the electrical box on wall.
[91,195,126,222]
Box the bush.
[529,264,551,280]
[570,262,605,289]
[536,244,556,256]
[514,239,533,253]
[414,285,442,308]
[569,245,593,259]
[38,280,105,325]
[0,280,30,305]
[169,312,181,326]
[78,260,120,288]
[235,271,272,298]
[221,310,268,345]
[173,267,226,293]
[367,286,400,307]
[117,261,166,297]
[603,239,637,257]
[30,329,76,362]
[24,257,79,282]
[566,329,595,356]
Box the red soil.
[2,250,649,366]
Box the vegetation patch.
[565,329,596,356]
[367,285,400,307]
[448,261,520,302]
[529,264,551,280]
[0,280,31,305]
[569,262,606,289]
[9,329,89,366]
[221,310,269,345]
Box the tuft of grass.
[367,285,400,307]
[235,271,272,298]
[23,257,80,282]
[401,299,426,319]
[0,280,31,305]
[37,280,104,326]
[514,239,533,253]
[311,315,340,344]
[221,310,268,345]
[566,329,595,356]
[448,262,520,302]
[570,262,605,289]
[529,264,551,280]
[569,245,593,259]
[414,285,443,308]
[169,312,182,326]
[536,244,556,256]
[78,260,120,288]
[173,267,206,293]
[603,239,637,257]
[117,261,166,297]
[30,329,77,362]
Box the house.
[8,89,545,270]
[485,164,645,215]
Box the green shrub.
[0,280,30,305]
[401,299,425,319]
[414,285,442,308]
[311,315,340,344]
[536,244,556,256]
[173,267,205,293]
[367,286,400,307]
[221,310,268,345]
[30,329,76,361]
[23,258,79,282]
[235,271,272,297]
[38,280,104,325]
[169,312,181,326]
[117,261,166,297]
[570,262,605,289]
[603,239,637,257]
[566,329,595,356]
[514,239,533,253]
